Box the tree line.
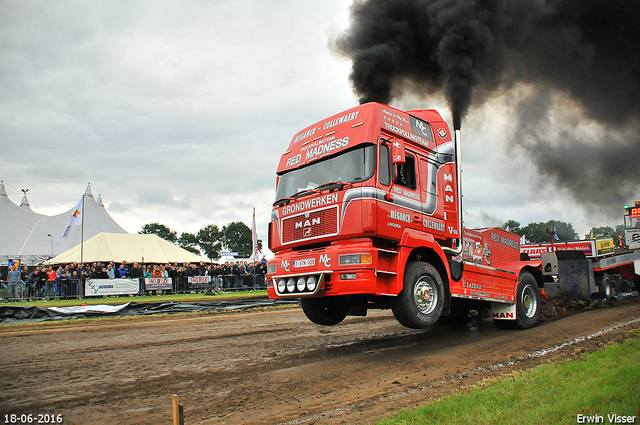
[503,219,626,245]
[139,222,262,259]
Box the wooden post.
[172,394,184,425]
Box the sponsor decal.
[293,258,316,268]
[387,222,402,229]
[462,280,482,290]
[438,128,448,138]
[389,210,412,223]
[286,154,302,168]
[403,189,420,200]
[382,109,410,124]
[304,137,349,161]
[383,122,429,148]
[501,236,519,250]
[410,115,433,141]
[281,193,338,216]
[319,254,331,267]
[294,127,318,144]
[323,110,360,130]
[424,219,445,232]
[281,260,290,272]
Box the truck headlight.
[277,279,286,293]
[297,277,306,292]
[306,276,317,291]
[286,278,296,292]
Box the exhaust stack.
[442,129,463,256]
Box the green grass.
[379,331,640,425]
[0,290,268,308]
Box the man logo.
[303,228,312,237]
[295,217,320,229]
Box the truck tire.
[301,297,349,326]
[598,273,614,299]
[510,271,540,330]
[391,261,444,329]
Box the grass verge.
[379,330,640,425]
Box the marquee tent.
[44,233,211,265]
[0,182,127,266]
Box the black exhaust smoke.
[333,0,640,215]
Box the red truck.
[266,103,639,329]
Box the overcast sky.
[2,0,633,256]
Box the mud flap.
[490,302,516,321]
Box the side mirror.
[391,138,405,164]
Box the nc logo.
[281,260,290,272]
[319,254,331,267]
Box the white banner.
[145,277,173,290]
[85,278,140,296]
[187,276,211,284]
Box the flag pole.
[81,182,88,264]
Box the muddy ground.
[1,299,639,425]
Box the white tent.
[44,233,211,265]
[0,182,127,265]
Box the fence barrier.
[1,273,267,302]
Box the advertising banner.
[521,240,596,259]
[145,277,173,290]
[187,276,211,284]
[85,279,140,296]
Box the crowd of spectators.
[1,259,268,301]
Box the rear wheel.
[391,261,444,329]
[506,272,540,329]
[301,297,349,326]
[598,273,614,299]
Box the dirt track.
[1,300,639,425]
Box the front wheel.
[391,261,444,329]
[301,297,349,326]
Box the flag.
[520,234,525,246]
[553,227,559,241]
[251,208,260,259]
[61,198,83,239]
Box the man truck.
[266,103,639,329]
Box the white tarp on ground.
[0,182,127,266]
[44,232,211,265]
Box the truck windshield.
[275,144,375,201]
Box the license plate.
[293,258,315,268]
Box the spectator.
[119,261,129,276]
[28,266,40,299]
[130,263,143,279]
[7,264,20,301]
[116,263,129,278]
[106,264,115,279]
[144,266,152,278]
[37,267,49,297]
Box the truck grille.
[282,206,339,244]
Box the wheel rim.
[414,276,438,315]
[603,278,611,297]
[521,284,537,318]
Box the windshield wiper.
[273,188,321,207]
[314,181,353,192]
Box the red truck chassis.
[267,103,640,329]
